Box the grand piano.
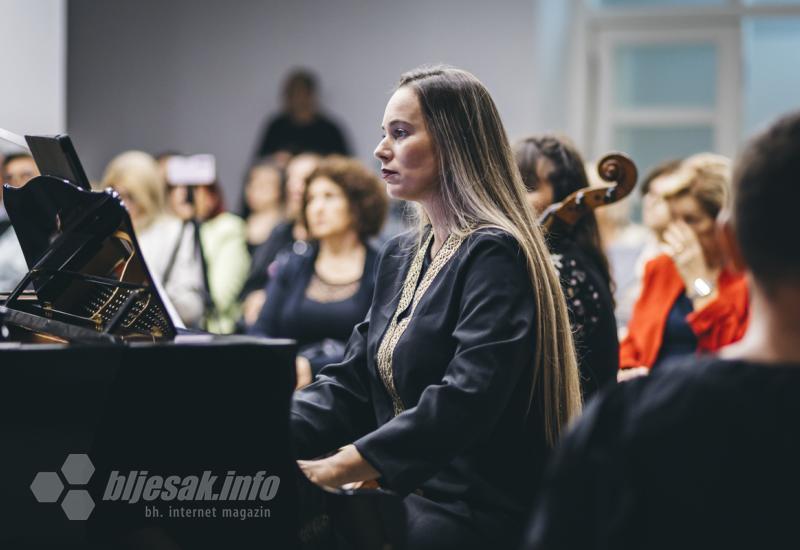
[0,134,302,549]
[0,134,405,550]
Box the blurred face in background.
[1,156,39,204]
[525,157,556,215]
[304,177,353,241]
[113,182,144,223]
[245,165,282,213]
[285,155,319,219]
[668,193,721,263]
[3,157,39,188]
[168,185,190,220]
[285,80,316,120]
[168,185,219,222]
[101,151,165,232]
[642,174,672,237]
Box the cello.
[537,152,638,233]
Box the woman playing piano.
[291,66,582,549]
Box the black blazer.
[291,228,550,545]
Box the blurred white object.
[166,154,216,186]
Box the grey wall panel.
[1,0,66,153]
[68,0,539,207]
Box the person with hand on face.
[618,154,748,380]
[608,159,682,329]
[248,155,386,389]
[291,66,582,549]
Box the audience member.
[168,177,250,334]
[618,153,749,377]
[249,155,387,388]
[525,110,800,550]
[101,151,205,327]
[242,157,285,253]
[239,152,319,327]
[254,69,349,163]
[0,153,39,290]
[1,152,37,202]
[515,136,618,399]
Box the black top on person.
[255,70,349,158]
[250,242,378,374]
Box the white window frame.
[593,26,740,160]
[569,0,800,160]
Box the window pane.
[743,0,800,5]
[615,43,717,108]
[613,125,714,178]
[596,0,724,6]
[743,17,800,137]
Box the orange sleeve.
[619,331,642,370]
[618,258,658,370]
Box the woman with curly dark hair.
[249,155,388,387]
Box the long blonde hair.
[398,66,582,445]
[101,151,166,231]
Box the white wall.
[0,0,66,153]
[68,0,540,206]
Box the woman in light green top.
[169,181,250,334]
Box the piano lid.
[1,134,178,343]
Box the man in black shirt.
[525,110,800,549]
[254,69,349,160]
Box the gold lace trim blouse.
[375,231,467,416]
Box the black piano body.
[0,135,302,549]
[0,337,299,549]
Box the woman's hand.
[663,221,713,287]
[663,220,720,309]
[297,445,379,489]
